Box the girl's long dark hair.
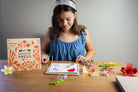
[49,0,86,42]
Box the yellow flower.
[1,65,13,75]
[103,62,107,65]
[67,65,71,68]
[57,64,61,67]
[109,62,118,66]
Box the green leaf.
[58,79,66,83]
[99,65,103,67]
[52,81,57,85]
[56,80,60,83]
[51,79,66,85]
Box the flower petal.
[4,65,8,69]
[1,69,4,72]
[8,71,13,74]
[4,72,8,75]
[9,67,13,70]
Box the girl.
[41,0,95,63]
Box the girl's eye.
[58,18,71,22]
[67,18,71,21]
[58,19,63,22]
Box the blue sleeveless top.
[49,30,87,62]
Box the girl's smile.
[58,11,76,31]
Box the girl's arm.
[84,29,95,59]
[76,29,95,62]
[41,29,50,63]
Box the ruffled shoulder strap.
[80,30,87,44]
[80,30,87,37]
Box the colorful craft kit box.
[7,38,41,71]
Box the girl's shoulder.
[44,28,51,37]
[48,27,56,42]
[83,28,89,34]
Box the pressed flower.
[67,65,71,68]
[52,74,67,85]
[103,62,107,65]
[67,68,75,72]
[1,65,13,75]
[104,71,109,76]
[90,71,99,77]
[91,68,95,72]
[109,62,118,66]
[88,73,91,76]
[82,66,88,73]
[61,74,67,79]
[94,71,99,76]
[91,63,95,67]
[81,60,84,65]
[57,64,61,67]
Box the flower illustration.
[1,65,13,75]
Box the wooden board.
[45,63,79,75]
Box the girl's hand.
[41,55,49,63]
[75,55,86,63]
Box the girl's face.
[58,11,76,31]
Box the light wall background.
[0,0,138,68]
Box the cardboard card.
[7,38,41,71]
[116,76,138,92]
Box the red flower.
[67,68,75,72]
[121,63,137,77]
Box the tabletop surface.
[0,60,126,92]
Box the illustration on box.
[7,38,41,71]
